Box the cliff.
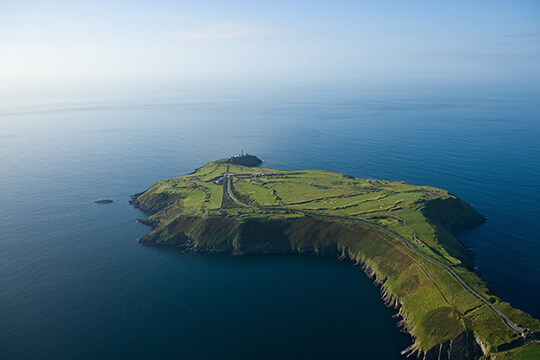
[131,159,540,359]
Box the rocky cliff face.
[422,331,484,360]
[422,197,486,234]
[421,198,486,269]
[137,215,342,256]
[362,262,485,360]
[132,209,491,359]
[129,159,540,359]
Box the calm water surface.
[1,84,539,359]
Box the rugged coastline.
[131,212,486,358]
[131,158,540,359]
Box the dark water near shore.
[1,83,539,359]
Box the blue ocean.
[1,82,539,359]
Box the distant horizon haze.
[0,0,539,90]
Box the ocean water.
[1,83,539,359]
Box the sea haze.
[1,82,539,359]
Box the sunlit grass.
[132,160,539,355]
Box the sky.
[0,0,539,90]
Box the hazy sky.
[0,0,539,89]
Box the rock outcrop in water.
[94,199,113,203]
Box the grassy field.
[132,160,540,359]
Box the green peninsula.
[131,156,540,359]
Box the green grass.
[491,342,540,360]
[132,159,540,357]
[234,178,278,205]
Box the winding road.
[308,213,525,334]
[220,170,538,343]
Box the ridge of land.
[131,158,540,359]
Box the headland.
[131,155,540,359]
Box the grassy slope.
[132,161,540,358]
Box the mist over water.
[1,82,539,359]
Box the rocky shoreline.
[128,159,539,359]
[134,218,487,359]
[131,193,488,359]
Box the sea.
[1,81,539,359]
